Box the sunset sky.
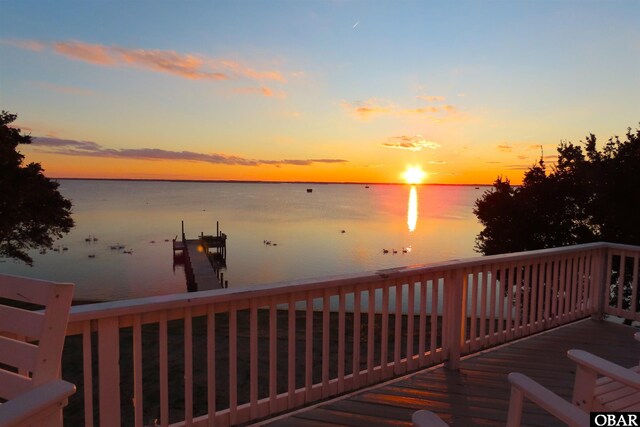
[1,1,638,184]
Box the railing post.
[444,270,464,370]
[97,317,120,427]
[591,247,609,320]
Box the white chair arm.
[412,410,449,427]
[568,349,640,389]
[508,373,589,427]
[0,380,75,427]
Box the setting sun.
[402,166,427,185]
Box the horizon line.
[53,177,494,187]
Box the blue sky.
[1,0,638,183]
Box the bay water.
[0,180,487,302]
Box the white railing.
[57,242,640,426]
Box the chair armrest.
[0,380,76,427]
[635,332,640,343]
[568,349,640,389]
[508,373,589,427]
[412,410,449,427]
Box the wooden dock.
[173,221,227,292]
[184,239,222,291]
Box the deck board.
[262,319,640,427]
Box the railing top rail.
[66,241,636,323]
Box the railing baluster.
[250,299,258,418]
[479,270,487,346]
[536,261,546,331]
[394,281,402,374]
[353,286,362,388]
[321,289,330,397]
[604,250,614,315]
[406,280,415,370]
[488,266,497,345]
[381,282,390,378]
[206,306,216,426]
[617,251,627,316]
[514,263,522,337]
[229,302,238,425]
[544,258,553,326]
[270,296,278,410]
[555,257,569,325]
[159,312,168,427]
[506,264,514,341]
[570,254,580,321]
[366,285,375,384]
[287,294,296,407]
[304,294,313,402]
[516,263,531,337]
[82,321,94,427]
[184,308,193,426]
[497,265,506,343]
[338,288,346,392]
[430,278,438,363]
[631,254,639,320]
[418,277,427,365]
[470,269,479,351]
[133,315,143,427]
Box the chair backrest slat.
[0,305,44,339]
[0,274,66,306]
[0,336,38,374]
[0,370,33,401]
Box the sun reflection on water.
[408,186,418,232]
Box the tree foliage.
[0,111,74,265]
[474,125,640,255]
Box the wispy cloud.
[7,39,286,85]
[416,95,445,102]
[2,38,46,51]
[32,136,346,167]
[232,86,285,98]
[342,98,467,122]
[497,144,513,152]
[506,164,531,170]
[381,135,441,151]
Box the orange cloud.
[10,39,285,84]
[416,95,445,102]
[343,98,465,121]
[498,145,513,152]
[54,41,116,65]
[382,135,441,151]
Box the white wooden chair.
[506,372,589,427]
[412,372,589,427]
[569,346,640,412]
[0,274,75,427]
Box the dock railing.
[56,242,640,426]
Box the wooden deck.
[262,319,640,427]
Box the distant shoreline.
[54,177,491,187]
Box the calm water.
[0,180,487,301]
